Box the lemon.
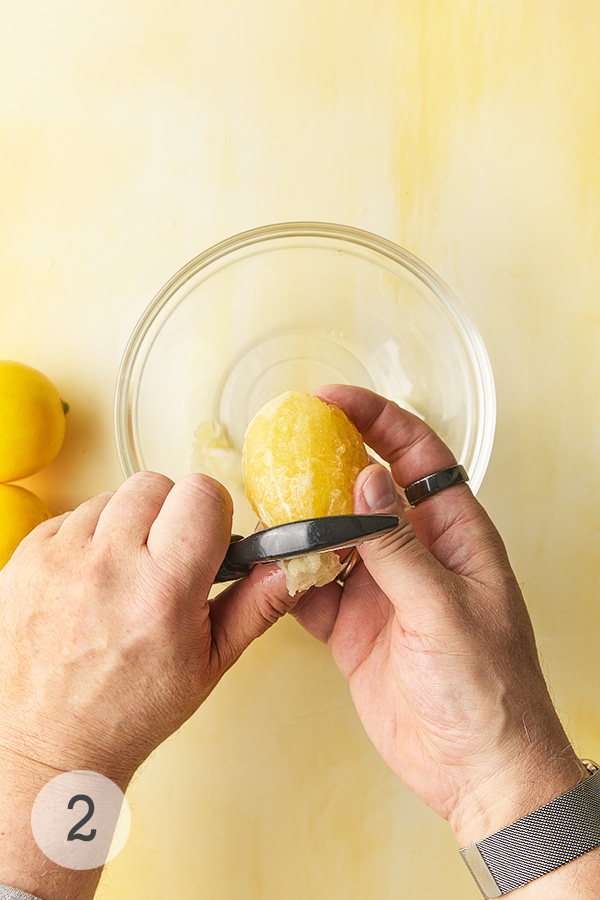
[243,391,369,594]
[0,483,51,569]
[0,360,68,482]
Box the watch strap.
[0,887,43,900]
[460,763,600,898]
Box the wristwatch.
[460,760,600,898]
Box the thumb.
[208,562,300,665]
[354,464,437,602]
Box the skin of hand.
[0,470,295,900]
[287,385,599,896]
[0,391,597,899]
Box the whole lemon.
[0,360,68,482]
[0,483,51,569]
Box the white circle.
[31,770,131,870]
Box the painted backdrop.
[1,2,598,897]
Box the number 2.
[67,794,97,842]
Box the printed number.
[67,794,97,842]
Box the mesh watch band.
[460,762,600,898]
[0,887,43,900]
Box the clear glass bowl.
[115,222,495,525]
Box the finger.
[93,472,174,547]
[287,579,342,644]
[28,510,72,540]
[50,492,116,541]
[4,511,71,563]
[314,384,457,483]
[315,384,482,556]
[353,463,444,609]
[146,473,232,596]
[209,556,325,666]
[355,458,510,594]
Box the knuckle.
[180,473,232,513]
[94,490,117,505]
[127,470,174,492]
[372,518,419,556]
[254,570,298,625]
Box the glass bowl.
[115,222,495,530]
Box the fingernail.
[362,466,397,511]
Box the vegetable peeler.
[214,514,399,582]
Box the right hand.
[0,471,296,785]
[291,386,587,846]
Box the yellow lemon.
[242,391,369,593]
[0,360,68,482]
[0,483,51,569]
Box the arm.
[0,471,295,900]
[290,385,599,898]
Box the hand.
[0,470,301,900]
[0,471,296,784]
[291,386,587,850]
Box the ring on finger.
[335,547,360,584]
[404,464,469,507]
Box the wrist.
[0,746,131,900]
[449,744,587,847]
[456,762,600,898]
[0,754,96,900]
[0,719,137,790]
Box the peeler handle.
[213,535,253,583]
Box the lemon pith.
[242,391,369,593]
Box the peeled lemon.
[243,391,369,594]
[0,360,68,482]
[0,483,51,569]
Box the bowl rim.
[115,221,496,491]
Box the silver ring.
[404,464,469,507]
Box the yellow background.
[1,1,598,897]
